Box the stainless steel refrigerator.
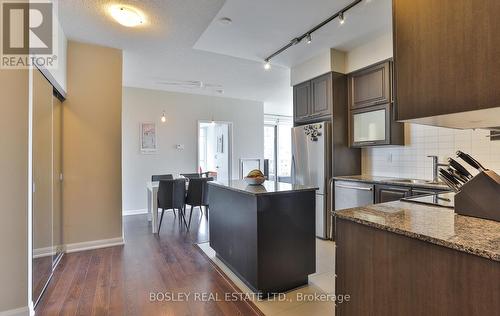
[291,122,331,239]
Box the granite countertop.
[209,179,318,196]
[335,201,500,262]
[333,175,450,191]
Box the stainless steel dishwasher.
[334,181,374,210]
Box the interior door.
[214,124,229,181]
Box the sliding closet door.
[52,95,63,265]
[32,69,53,304]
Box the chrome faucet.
[428,155,449,183]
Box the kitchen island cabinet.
[208,180,318,296]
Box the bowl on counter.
[244,176,265,185]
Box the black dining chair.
[185,177,213,229]
[152,174,173,181]
[181,173,201,179]
[157,179,187,233]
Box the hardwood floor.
[36,209,262,316]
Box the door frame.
[197,120,233,181]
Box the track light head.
[264,60,271,71]
[306,34,312,44]
[339,12,345,24]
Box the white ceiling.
[58,0,392,116]
[195,0,392,67]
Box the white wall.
[363,124,500,180]
[122,87,264,212]
[49,19,67,92]
[345,32,393,73]
[290,49,346,85]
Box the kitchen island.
[208,180,318,296]
[334,201,500,315]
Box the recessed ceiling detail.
[194,0,392,68]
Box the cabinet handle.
[335,184,373,191]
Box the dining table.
[146,181,161,234]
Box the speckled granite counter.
[209,179,318,196]
[335,201,500,262]
[333,175,450,191]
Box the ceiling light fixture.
[109,5,145,27]
[264,59,271,70]
[306,34,312,44]
[339,12,345,25]
[161,111,167,123]
[262,0,361,67]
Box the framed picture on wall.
[140,122,157,153]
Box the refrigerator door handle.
[291,155,296,184]
[328,177,335,239]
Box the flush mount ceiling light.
[262,0,361,70]
[109,5,145,27]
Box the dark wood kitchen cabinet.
[348,60,404,147]
[335,218,500,316]
[393,0,500,121]
[375,185,411,203]
[293,72,335,124]
[293,81,310,122]
[310,73,332,117]
[348,61,391,109]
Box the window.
[264,125,277,180]
[264,115,293,183]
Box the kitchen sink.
[392,179,445,185]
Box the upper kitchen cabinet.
[393,0,500,128]
[348,60,404,147]
[293,72,334,124]
[293,81,311,122]
[311,73,333,117]
[348,61,391,109]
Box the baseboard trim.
[65,237,124,253]
[33,246,56,259]
[122,208,148,216]
[0,306,29,316]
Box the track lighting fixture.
[339,12,345,24]
[161,111,166,123]
[306,34,312,44]
[263,0,361,66]
[264,60,271,70]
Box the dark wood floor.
[36,209,262,316]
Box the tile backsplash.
[362,124,500,180]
